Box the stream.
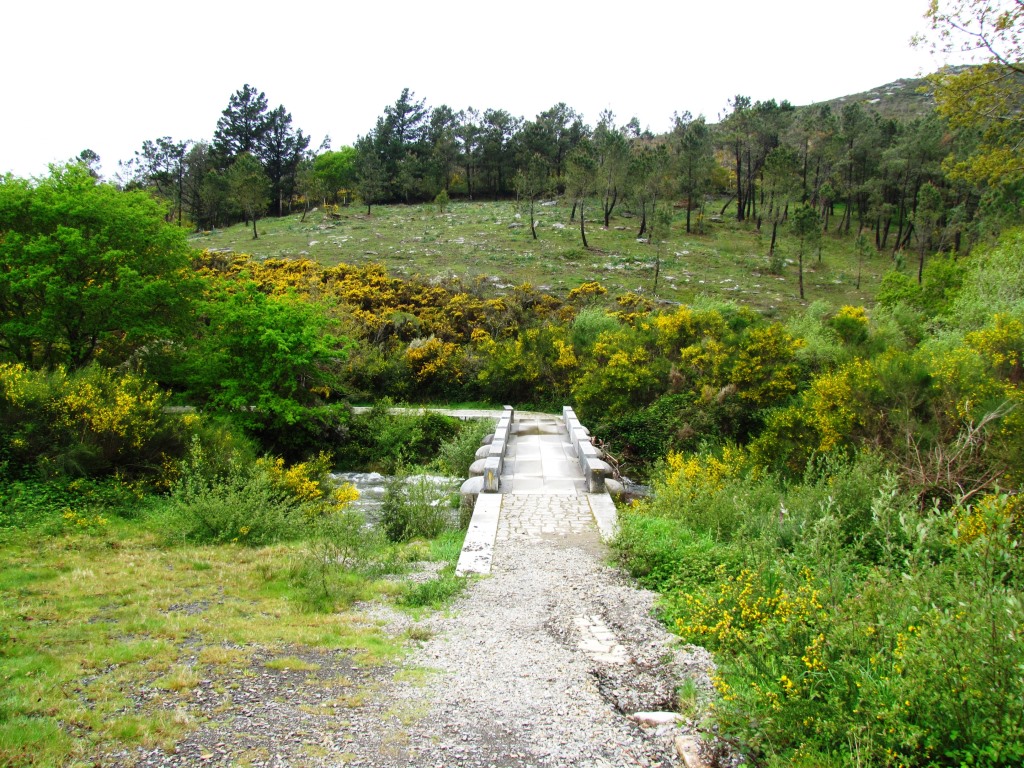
[329,471,462,523]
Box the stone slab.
[455,493,502,576]
[587,493,619,542]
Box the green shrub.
[618,445,1024,766]
[380,469,458,543]
[337,402,463,472]
[293,509,399,611]
[165,439,311,545]
[431,418,494,477]
[399,566,465,608]
[0,363,184,481]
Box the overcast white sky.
[3,0,948,180]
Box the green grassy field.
[0,516,461,766]
[191,199,889,317]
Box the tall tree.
[762,145,802,258]
[372,88,430,201]
[566,140,597,248]
[426,104,463,194]
[671,112,715,233]
[121,137,191,226]
[480,108,523,197]
[212,84,270,166]
[259,105,310,216]
[791,204,822,301]
[628,142,669,238]
[354,136,386,215]
[514,152,550,240]
[295,158,327,221]
[592,111,631,227]
[226,153,270,239]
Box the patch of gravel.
[102,526,717,767]
[354,529,717,767]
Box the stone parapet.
[562,406,611,493]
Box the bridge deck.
[456,413,618,576]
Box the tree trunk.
[603,188,617,228]
[899,222,915,252]
[579,199,588,249]
[734,142,745,222]
[637,201,647,238]
[719,195,735,217]
[570,199,577,221]
[685,204,692,234]
[529,197,537,240]
[769,220,778,257]
[798,247,805,300]
[251,215,259,239]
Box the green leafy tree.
[566,140,598,248]
[593,111,631,228]
[513,153,550,240]
[226,153,270,239]
[0,164,194,369]
[763,145,802,258]
[671,112,715,233]
[426,104,462,193]
[295,158,328,222]
[923,0,1024,187]
[480,108,523,197]
[791,204,822,300]
[313,146,358,204]
[188,281,350,434]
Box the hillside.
[805,66,973,120]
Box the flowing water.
[329,471,461,523]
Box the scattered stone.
[632,711,683,727]
[675,734,712,768]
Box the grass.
[191,199,888,317]
[0,511,446,767]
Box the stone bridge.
[455,407,620,576]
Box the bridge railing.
[562,406,613,493]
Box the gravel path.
[349,498,716,768]
[110,511,714,768]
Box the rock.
[468,459,487,477]
[508,223,523,229]
[475,445,491,460]
[632,711,682,727]
[605,478,625,500]
[551,222,565,229]
[480,434,494,446]
[675,734,710,768]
